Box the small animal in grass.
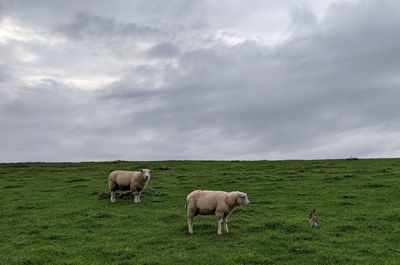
[307,209,320,228]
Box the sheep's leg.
[186,205,195,234]
[187,215,194,234]
[216,211,224,235]
[109,181,116,202]
[223,216,229,233]
[133,191,139,203]
[217,219,224,235]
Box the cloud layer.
[1,0,400,162]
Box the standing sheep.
[108,169,151,203]
[186,190,249,235]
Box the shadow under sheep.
[99,191,135,200]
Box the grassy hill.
[1,159,399,264]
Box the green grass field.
[1,159,399,265]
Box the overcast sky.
[1,0,400,162]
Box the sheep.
[185,190,249,235]
[108,169,151,203]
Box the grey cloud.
[55,12,164,40]
[0,64,11,81]
[94,0,400,160]
[0,79,136,161]
[288,3,317,35]
[2,0,400,161]
[146,42,180,58]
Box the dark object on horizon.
[346,157,359,160]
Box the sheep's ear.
[140,169,144,173]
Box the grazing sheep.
[108,169,151,203]
[185,190,249,235]
[307,209,320,228]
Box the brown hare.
[307,209,321,228]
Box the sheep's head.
[140,169,151,181]
[238,192,249,205]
